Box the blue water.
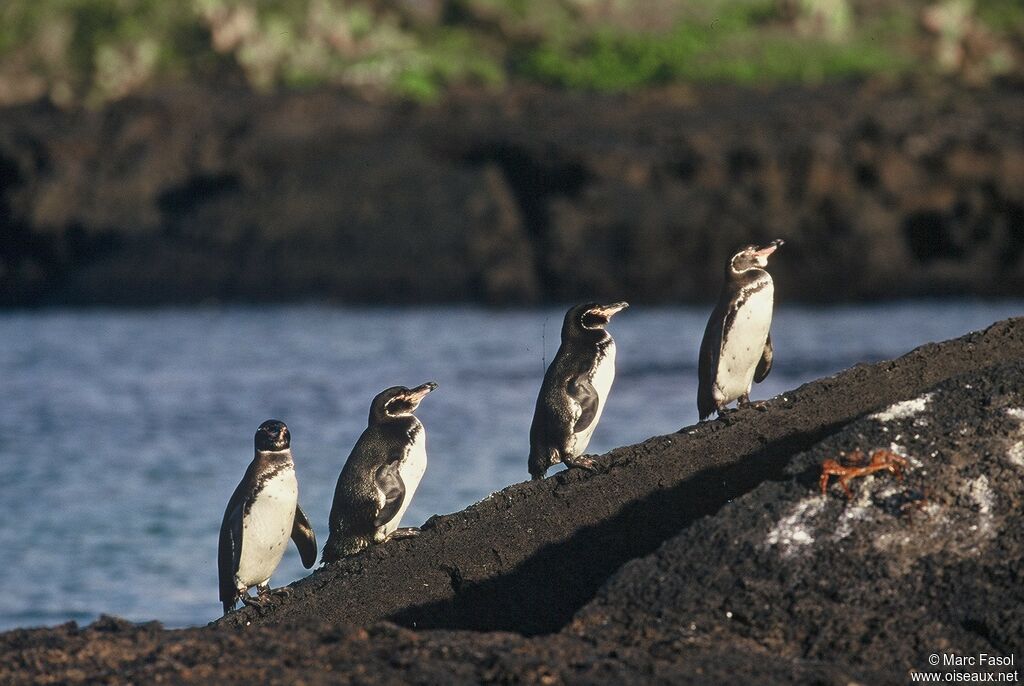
[0,302,1020,630]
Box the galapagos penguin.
[322,382,437,563]
[697,239,783,421]
[528,301,629,480]
[218,419,317,615]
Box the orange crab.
[819,448,908,499]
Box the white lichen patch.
[967,474,994,519]
[829,476,908,542]
[1008,441,1024,469]
[872,500,946,570]
[1006,407,1024,422]
[870,393,933,422]
[888,443,922,469]
[830,484,875,541]
[831,507,868,542]
[875,482,905,499]
[764,498,826,557]
[876,473,1000,565]
[972,476,999,548]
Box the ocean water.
[0,301,1020,631]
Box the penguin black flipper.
[217,505,243,610]
[373,460,406,529]
[754,332,773,383]
[697,299,727,420]
[569,376,600,432]
[528,399,567,479]
[218,464,254,611]
[290,505,318,569]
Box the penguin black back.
[529,302,628,479]
[323,383,437,562]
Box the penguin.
[322,382,437,563]
[528,301,629,480]
[697,239,783,421]
[218,420,317,615]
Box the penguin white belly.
[571,342,616,456]
[384,426,427,536]
[715,284,773,404]
[236,468,297,587]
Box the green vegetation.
[976,0,1024,31]
[0,0,1019,106]
[519,3,910,89]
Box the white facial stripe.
[730,253,742,273]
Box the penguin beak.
[407,381,438,401]
[753,239,784,259]
[594,302,629,318]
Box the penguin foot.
[563,456,599,473]
[271,587,292,598]
[388,527,421,540]
[739,396,768,412]
[240,594,267,609]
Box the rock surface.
[1,318,1022,684]
[2,82,1023,306]
[574,366,1024,678]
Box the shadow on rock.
[389,420,845,635]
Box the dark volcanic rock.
[1,319,1022,684]
[0,618,872,685]
[573,364,1024,680]
[1,82,1023,306]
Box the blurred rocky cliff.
[1,81,1022,306]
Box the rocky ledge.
[2,318,1022,684]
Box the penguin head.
[729,239,784,276]
[370,382,438,423]
[255,419,290,452]
[563,301,629,338]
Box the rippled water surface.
[0,302,1020,630]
